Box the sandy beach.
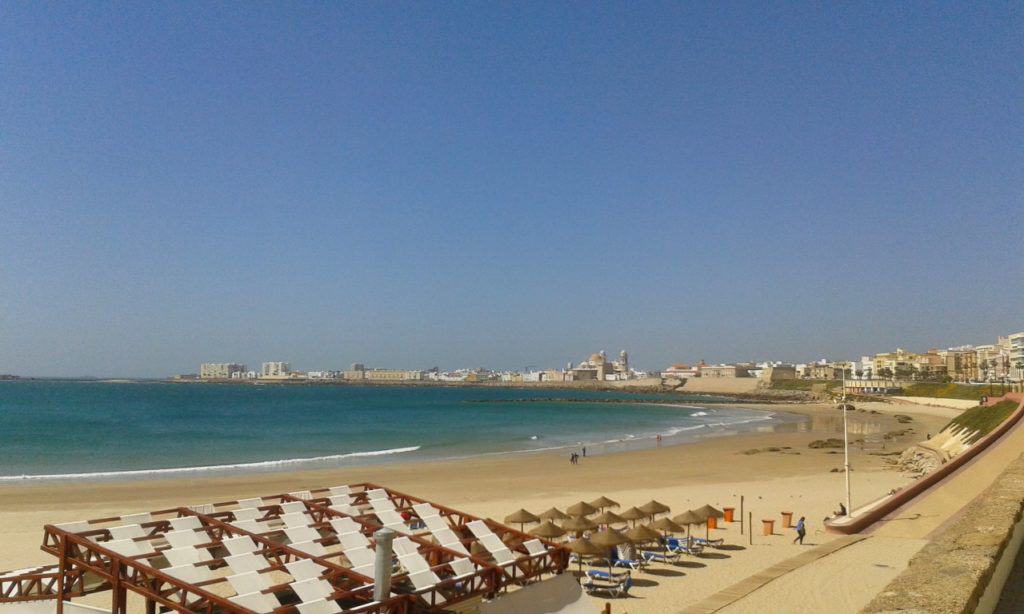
[0,400,953,613]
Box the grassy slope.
[769,379,841,391]
[944,400,1020,443]
[902,382,1005,401]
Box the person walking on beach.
[582,446,586,457]
[793,517,806,545]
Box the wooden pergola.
[0,482,569,613]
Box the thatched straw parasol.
[691,505,724,541]
[590,528,631,575]
[566,501,598,517]
[561,516,598,533]
[504,509,540,531]
[673,510,703,541]
[538,507,569,521]
[695,504,724,519]
[565,537,604,573]
[625,524,661,544]
[651,517,685,534]
[639,500,671,518]
[529,521,566,539]
[592,510,627,526]
[588,495,620,510]
[619,506,646,526]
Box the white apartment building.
[261,362,291,378]
[200,363,247,379]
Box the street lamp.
[841,369,852,517]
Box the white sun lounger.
[281,501,307,514]
[370,498,396,512]
[103,539,148,557]
[339,532,370,551]
[292,540,328,557]
[392,537,419,557]
[227,571,270,596]
[289,490,313,501]
[376,510,406,530]
[330,518,362,535]
[225,553,270,574]
[232,519,272,534]
[223,536,260,556]
[450,558,476,578]
[291,577,334,602]
[285,527,321,545]
[169,516,202,532]
[366,489,388,501]
[164,564,213,584]
[56,521,90,534]
[120,512,152,524]
[523,539,547,556]
[344,547,376,575]
[234,508,262,522]
[108,525,145,540]
[165,530,204,548]
[230,591,279,613]
[286,559,326,582]
[188,503,215,514]
[466,521,493,539]
[408,569,441,591]
[237,498,263,509]
[297,598,342,614]
[329,485,351,496]
[163,547,207,567]
[282,512,313,528]
[412,503,439,518]
[424,516,449,533]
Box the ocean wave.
[0,446,422,482]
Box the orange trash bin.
[707,516,717,530]
[762,519,775,536]
[781,511,793,528]
[723,507,735,522]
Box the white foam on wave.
[0,446,422,482]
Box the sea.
[0,381,806,481]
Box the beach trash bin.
[781,511,793,528]
[723,507,735,523]
[707,516,717,530]
[762,519,774,536]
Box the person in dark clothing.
[582,446,587,457]
[793,517,806,544]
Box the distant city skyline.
[2,3,1021,378]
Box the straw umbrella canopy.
[695,504,724,520]
[561,516,597,534]
[694,505,724,540]
[566,501,598,517]
[625,524,661,544]
[673,510,703,541]
[651,517,685,534]
[619,507,647,526]
[590,528,631,575]
[504,509,540,531]
[538,507,569,522]
[588,495,620,511]
[565,537,604,574]
[529,521,567,539]
[591,510,627,527]
[639,500,671,518]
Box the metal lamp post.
[841,369,852,517]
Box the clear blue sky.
[1,3,1021,377]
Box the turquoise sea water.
[0,381,803,481]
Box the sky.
[1,3,1022,377]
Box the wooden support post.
[111,560,123,614]
[740,495,745,535]
[56,533,66,614]
[748,512,753,546]
[146,597,157,614]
